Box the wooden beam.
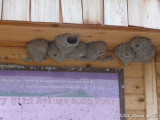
[82,0,103,24]
[144,58,158,120]
[128,0,160,29]
[104,0,128,26]
[31,0,59,22]
[2,0,30,21]
[0,21,160,51]
[61,0,83,24]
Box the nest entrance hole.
[99,52,104,55]
[67,35,78,44]
[135,44,140,48]
[125,53,130,57]
[53,54,57,57]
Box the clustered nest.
[27,39,48,62]
[27,35,156,65]
[114,37,156,66]
[27,33,113,62]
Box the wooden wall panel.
[156,53,160,119]
[125,78,144,94]
[0,0,160,31]
[156,54,160,119]
[126,111,146,120]
[2,0,30,21]
[156,52,160,77]
[82,0,103,24]
[31,0,59,22]
[157,78,160,95]
[157,95,160,110]
[0,47,145,111]
[128,0,160,29]
[156,62,160,78]
[0,21,160,51]
[125,94,145,111]
[0,0,2,20]
[144,59,158,120]
[2,21,160,117]
[104,0,128,26]
[0,47,144,78]
[156,52,160,62]
[61,0,83,24]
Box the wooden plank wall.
[0,21,159,119]
[2,0,30,21]
[0,0,159,120]
[0,47,146,120]
[128,0,160,29]
[31,0,59,22]
[0,0,160,29]
[0,0,2,20]
[82,0,103,24]
[61,0,83,24]
[144,59,158,120]
[104,0,128,26]
[156,54,160,120]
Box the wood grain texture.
[124,77,160,97]
[0,47,144,78]
[82,0,103,24]
[0,0,2,20]
[156,62,160,78]
[59,0,63,23]
[128,0,160,29]
[31,0,59,22]
[61,0,83,24]
[104,0,128,26]
[125,78,144,94]
[126,111,146,120]
[157,78,160,95]
[125,94,145,111]
[157,78,160,119]
[157,95,160,110]
[156,52,160,62]
[144,58,158,120]
[0,21,160,51]
[156,53,160,77]
[2,0,30,21]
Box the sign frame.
[0,64,125,120]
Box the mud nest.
[27,39,49,62]
[48,34,112,62]
[27,33,113,62]
[114,37,156,66]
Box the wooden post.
[144,58,158,120]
